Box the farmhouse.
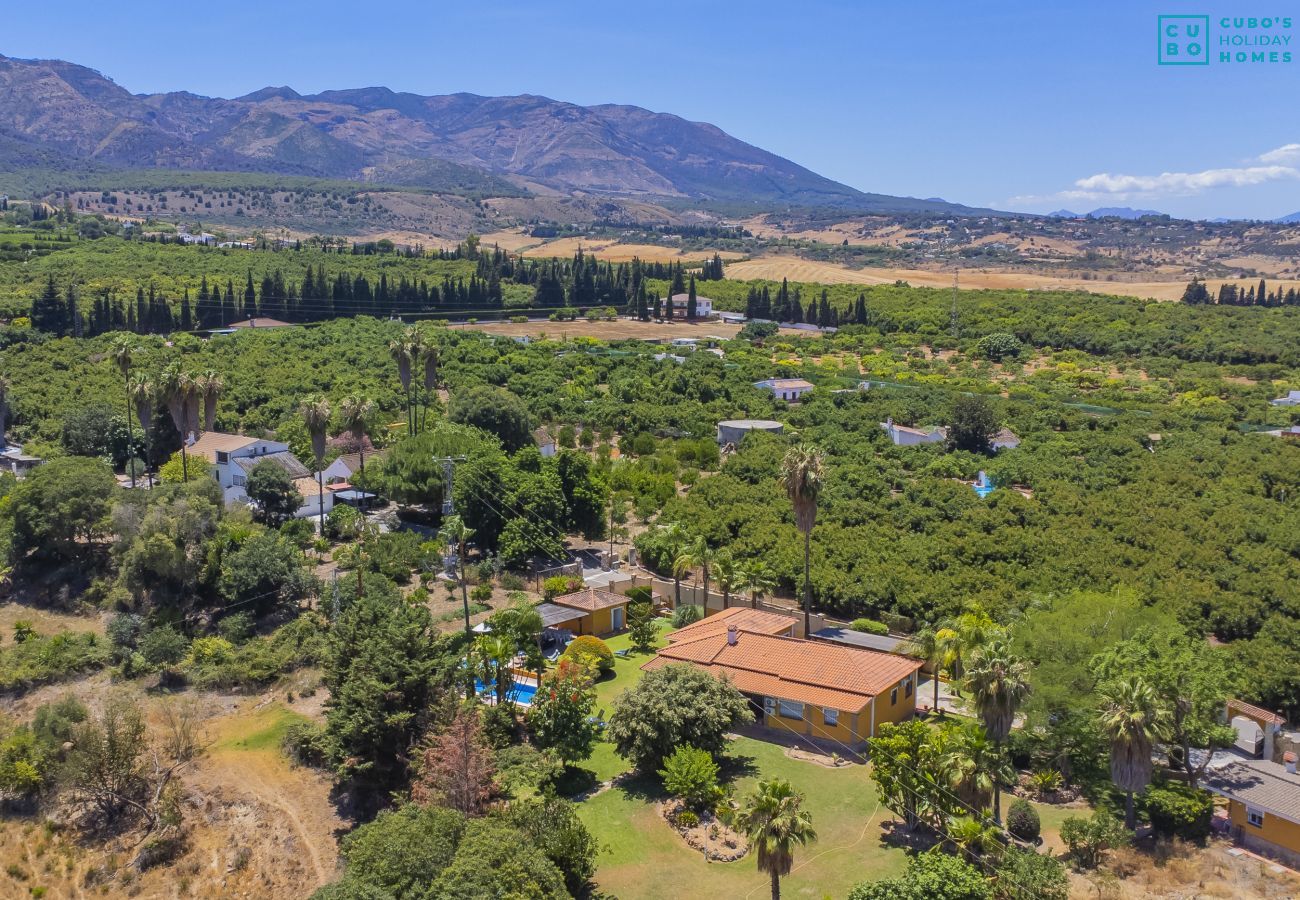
[1204,755,1300,866]
[668,293,713,317]
[0,443,42,478]
[188,431,331,519]
[1271,390,1300,407]
[754,378,814,403]
[533,427,558,457]
[643,621,924,749]
[991,427,1021,451]
[880,417,947,446]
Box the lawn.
[570,619,909,899]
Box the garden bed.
[658,800,748,862]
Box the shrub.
[1029,768,1063,795]
[470,582,494,604]
[561,635,613,674]
[499,573,526,591]
[138,625,189,668]
[282,721,332,768]
[324,504,362,540]
[1060,809,1128,869]
[659,746,723,811]
[1143,782,1213,842]
[217,612,254,645]
[674,809,700,828]
[994,848,1068,900]
[0,632,111,692]
[975,332,1022,361]
[671,604,704,628]
[542,575,584,600]
[850,618,889,635]
[1006,799,1040,842]
[625,585,653,605]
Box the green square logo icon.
[1159,15,1210,65]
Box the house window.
[890,688,898,706]
[216,451,229,463]
[1247,808,1265,828]
[905,677,913,698]
[777,700,804,720]
[233,475,246,487]
[823,708,839,727]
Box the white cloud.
[1072,165,1299,195]
[1258,143,1300,164]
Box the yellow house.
[642,614,924,751]
[540,588,632,637]
[1204,754,1300,866]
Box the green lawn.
[570,620,908,899]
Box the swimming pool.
[474,678,538,705]
[973,482,995,498]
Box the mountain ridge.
[0,53,990,214]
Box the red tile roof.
[552,587,630,612]
[666,607,795,643]
[642,629,922,711]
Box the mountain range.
[0,53,984,214]
[1048,207,1166,220]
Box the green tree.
[506,797,599,896]
[947,394,1000,454]
[324,582,448,789]
[439,515,475,646]
[849,851,992,900]
[627,599,658,652]
[430,817,567,900]
[1098,675,1167,829]
[448,384,533,452]
[330,803,465,898]
[245,459,300,526]
[994,849,1068,900]
[974,332,1021,361]
[779,444,824,636]
[218,529,312,615]
[526,663,598,766]
[963,637,1031,823]
[8,456,115,561]
[607,664,753,771]
[734,778,816,900]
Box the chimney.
[1286,752,1297,775]
[726,625,738,646]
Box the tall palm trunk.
[802,529,811,636]
[459,543,471,637]
[123,376,135,488]
[1125,791,1135,829]
[317,470,325,533]
[993,740,1004,825]
[770,870,780,900]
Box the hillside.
[0,53,977,212]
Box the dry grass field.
[723,256,1300,301]
[519,236,745,263]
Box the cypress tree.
[180,290,193,331]
[687,275,697,319]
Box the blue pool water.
[474,678,538,705]
[973,483,995,498]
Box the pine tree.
[30,274,65,335]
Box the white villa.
[188,432,331,519]
[880,418,947,446]
[755,378,815,402]
[668,293,713,317]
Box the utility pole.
[434,455,467,575]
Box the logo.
[1159,15,1210,64]
[1158,15,1294,65]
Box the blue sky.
[7,0,1300,218]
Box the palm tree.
[900,625,952,716]
[418,340,439,434]
[712,548,741,610]
[439,515,475,641]
[158,363,197,481]
[964,637,1031,824]
[674,534,714,612]
[941,722,1008,811]
[734,778,816,900]
[195,370,223,433]
[110,337,137,487]
[659,522,689,610]
[947,607,998,692]
[742,560,777,610]
[1098,675,1167,829]
[299,396,332,534]
[129,374,155,487]
[338,395,376,479]
[388,333,415,435]
[779,444,824,637]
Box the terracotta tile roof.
[642,630,923,711]
[666,607,796,643]
[552,587,629,612]
[1203,757,1300,824]
[1227,698,1287,726]
[227,317,294,328]
[188,432,260,462]
[292,476,327,500]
